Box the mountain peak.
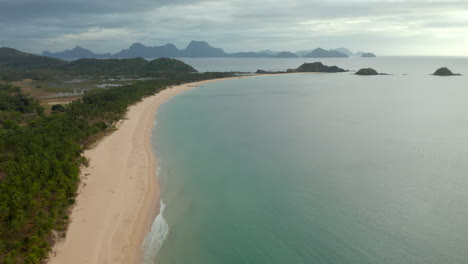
[184,41,225,57]
[41,46,108,59]
[164,43,177,48]
[186,40,211,49]
[129,42,146,49]
[302,48,349,58]
[330,47,354,56]
[72,46,89,52]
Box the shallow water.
[145,57,468,264]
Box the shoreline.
[47,75,276,264]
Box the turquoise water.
[145,60,468,264]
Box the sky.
[0,0,467,56]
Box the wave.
[142,200,169,263]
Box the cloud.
[0,0,467,55]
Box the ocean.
[144,57,468,264]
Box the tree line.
[0,72,234,263]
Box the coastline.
[47,75,265,264]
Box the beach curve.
[47,76,256,264]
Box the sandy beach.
[47,76,256,264]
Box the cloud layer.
[1,0,467,55]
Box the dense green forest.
[0,72,234,264]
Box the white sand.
[47,77,252,264]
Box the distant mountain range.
[43,46,111,59]
[302,48,349,58]
[0,47,197,80]
[41,41,376,59]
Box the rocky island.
[355,68,381,75]
[255,62,347,74]
[294,62,347,72]
[432,67,461,76]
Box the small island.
[361,53,376,58]
[355,68,381,75]
[432,67,461,76]
[273,52,298,58]
[293,62,347,73]
[256,62,347,74]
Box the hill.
[184,40,226,57]
[112,43,185,58]
[111,41,226,58]
[273,52,298,58]
[0,48,197,80]
[302,48,349,58]
[145,58,197,72]
[361,52,376,58]
[60,57,149,75]
[43,46,111,59]
[355,68,379,75]
[330,48,354,56]
[0,47,64,70]
[294,62,347,72]
[61,57,196,75]
[432,67,461,76]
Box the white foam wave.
[157,166,161,177]
[153,120,158,127]
[142,200,169,263]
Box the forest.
[0,71,234,264]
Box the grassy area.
[11,77,151,114]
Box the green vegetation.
[295,62,347,73]
[0,71,234,264]
[256,62,347,74]
[0,47,197,82]
[355,68,380,75]
[60,57,196,76]
[51,104,66,112]
[433,67,461,76]
[289,62,347,73]
[0,84,43,124]
[145,58,196,73]
[0,48,64,82]
[0,48,64,71]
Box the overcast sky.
[0,0,467,55]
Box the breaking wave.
[142,200,169,263]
